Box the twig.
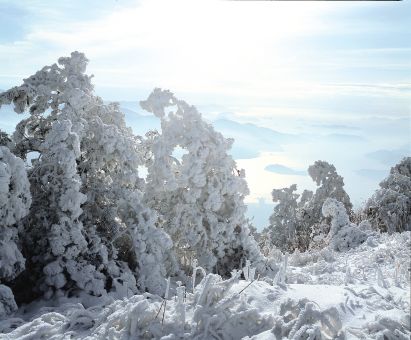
[161,300,167,325]
[155,299,165,319]
[238,274,260,295]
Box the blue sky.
[0,0,410,229]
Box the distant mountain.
[213,119,296,159]
[214,119,293,143]
[3,100,296,161]
[366,145,409,165]
[119,106,297,160]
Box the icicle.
[192,259,198,292]
[394,260,401,287]
[359,263,367,282]
[275,253,288,285]
[243,260,251,281]
[191,258,206,292]
[376,265,388,288]
[283,253,288,280]
[165,277,170,299]
[176,281,186,332]
[344,263,352,285]
[249,267,256,282]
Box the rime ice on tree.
[141,88,264,276]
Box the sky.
[0,0,410,229]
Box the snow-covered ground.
[0,232,409,339]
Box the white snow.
[0,231,408,339]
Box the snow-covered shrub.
[322,198,367,252]
[365,157,411,233]
[271,298,344,339]
[141,88,264,276]
[365,314,410,340]
[192,271,273,339]
[289,249,316,267]
[331,225,368,252]
[0,229,408,339]
[1,271,278,339]
[289,246,335,270]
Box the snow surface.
[0,231,409,339]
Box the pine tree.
[266,161,351,252]
[141,89,263,276]
[0,146,31,282]
[365,157,411,233]
[266,184,299,252]
[298,161,352,250]
[0,146,31,315]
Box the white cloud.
[0,0,332,90]
[1,0,409,105]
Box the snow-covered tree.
[0,52,174,300]
[297,161,352,250]
[0,146,31,230]
[298,189,314,209]
[305,160,352,222]
[141,89,263,276]
[365,157,411,233]
[0,146,31,315]
[265,161,351,252]
[265,184,299,252]
[22,119,98,297]
[0,131,11,147]
[0,146,31,282]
